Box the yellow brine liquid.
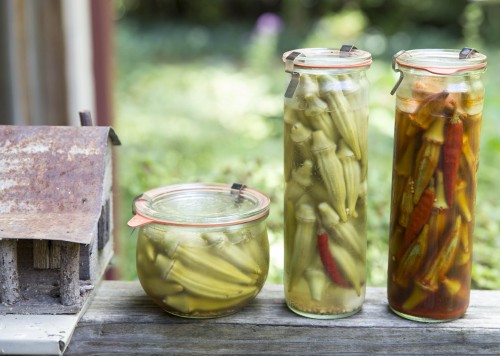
[284,72,368,318]
[136,220,269,318]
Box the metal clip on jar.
[128,183,270,318]
[387,48,487,322]
[282,46,372,319]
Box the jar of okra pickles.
[388,48,487,322]
[128,183,270,318]
[282,46,372,319]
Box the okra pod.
[337,139,361,218]
[311,130,348,222]
[290,122,313,164]
[318,75,362,159]
[288,204,317,291]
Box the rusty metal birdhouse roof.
[0,125,120,244]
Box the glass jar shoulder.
[395,72,484,116]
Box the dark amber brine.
[388,49,487,322]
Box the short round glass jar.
[128,183,270,318]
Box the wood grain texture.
[33,240,50,269]
[67,281,500,355]
[50,240,61,269]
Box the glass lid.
[129,183,270,227]
[282,46,372,69]
[395,48,487,75]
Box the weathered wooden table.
[66,281,500,354]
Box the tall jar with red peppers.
[282,46,372,319]
[388,48,487,322]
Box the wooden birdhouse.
[0,122,120,314]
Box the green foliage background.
[114,1,500,289]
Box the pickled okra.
[388,64,485,321]
[284,71,369,318]
[130,183,270,319]
[136,221,269,318]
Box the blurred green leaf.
[114,8,500,290]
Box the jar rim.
[395,48,487,75]
[129,183,270,228]
[282,47,372,69]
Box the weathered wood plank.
[50,240,61,269]
[33,240,50,269]
[67,282,500,354]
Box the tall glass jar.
[282,46,372,319]
[387,48,487,322]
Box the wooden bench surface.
[66,281,500,354]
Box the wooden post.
[0,239,21,304]
[90,0,121,280]
[90,0,114,127]
[60,241,80,306]
[79,110,93,127]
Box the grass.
[113,18,500,289]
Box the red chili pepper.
[443,112,463,206]
[317,231,350,288]
[400,188,435,256]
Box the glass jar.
[128,183,270,318]
[387,48,487,322]
[282,46,372,319]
